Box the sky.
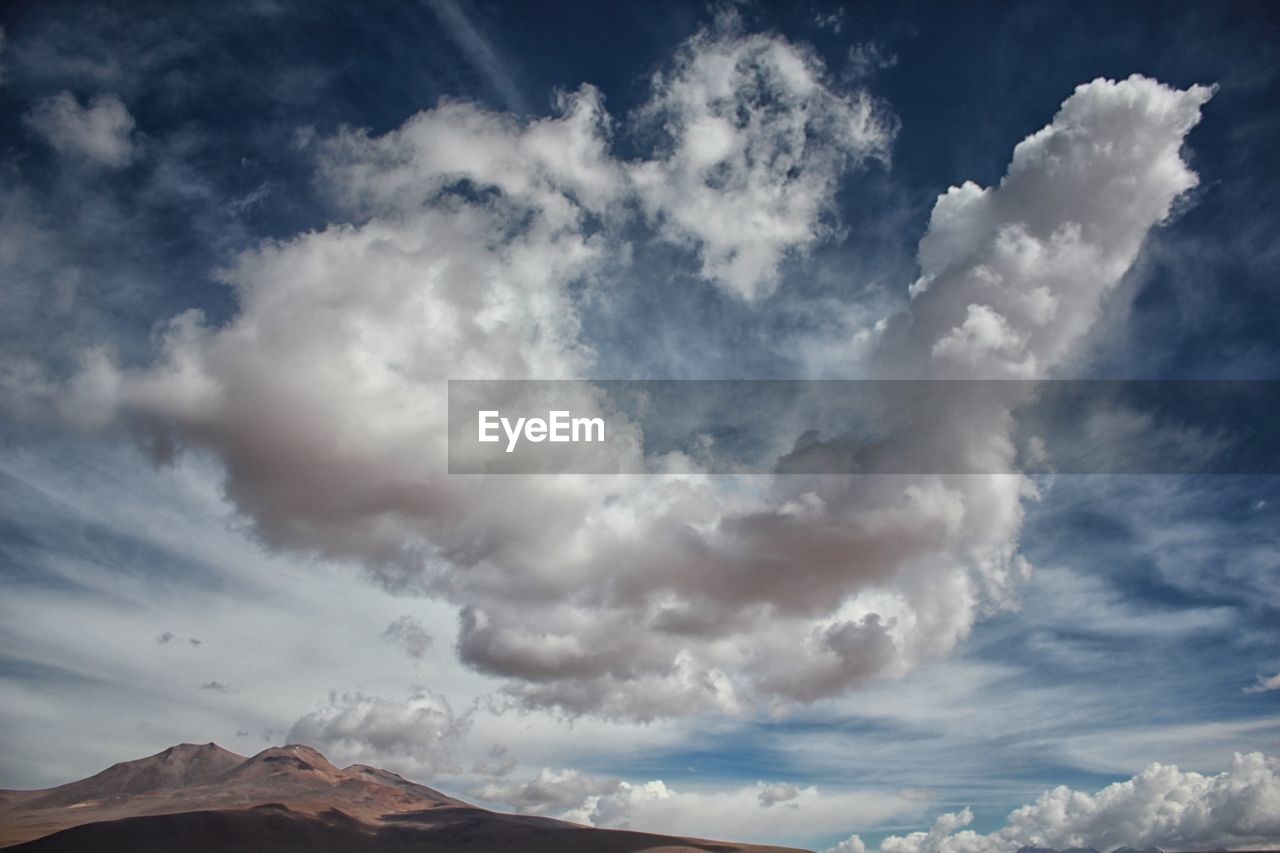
[1,1,1279,851]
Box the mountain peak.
[158,742,234,760]
[20,742,247,809]
[248,744,338,771]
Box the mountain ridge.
[0,742,802,852]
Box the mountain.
[0,743,805,852]
[13,743,245,808]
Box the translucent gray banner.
[447,380,1280,475]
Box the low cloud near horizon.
[829,752,1280,853]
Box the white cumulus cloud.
[631,15,895,300]
[882,74,1214,380]
[0,43,1213,723]
[875,753,1280,853]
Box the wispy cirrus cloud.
[1245,672,1280,693]
[425,0,528,114]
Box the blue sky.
[1,2,1279,851]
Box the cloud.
[1023,566,1235,639]
[879,808,977,853]
[876,753,1280,853]
[1,43,1212,722]
[813,9,845,34]
[382,615,433,660]
[478,766,905,844]
[758,781,801,807]
[24,91,136,167]
[828,836,868,853]
[0,437,496,790]
[155,631,204,648]
[880,75,1214,380]
[425,0,527,113]
[1245,672,1280,693]
[470,743,517,778]
[900,788,939,802]
[287,689,470,774]
[631,15,895,299]
[1055,719,1280,781]
[844,43,897,82]
[473,767,623,815]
